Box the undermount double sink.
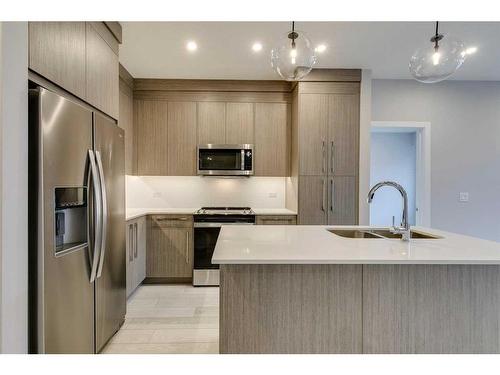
[328,228,442,240]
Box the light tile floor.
[102,284,219,354]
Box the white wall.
[370,132,417,226]
[372,79,500,242]
[0,22,28,353]
[127,176,287,209]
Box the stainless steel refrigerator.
[28,87,126,354]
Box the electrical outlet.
[268,192,277,198]
[459,192,469,202]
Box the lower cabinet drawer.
[150,214,193,228]
[256,215,297,225]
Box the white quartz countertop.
[126,208,297,221]
[212,225,500,265]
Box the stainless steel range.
[193,207,255,286]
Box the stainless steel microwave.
[197,144,254,176]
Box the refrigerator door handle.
[88,150,102,283]
[95,151,108,278]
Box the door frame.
[370,121,431,227]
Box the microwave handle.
[241,149,245,170]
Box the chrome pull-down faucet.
[367,181,411,241]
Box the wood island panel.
[363,264,500,354]
[219,264,363,354]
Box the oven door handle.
[194,222,255,228]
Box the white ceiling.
[119,22,500,81]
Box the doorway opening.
[370,121,431,227]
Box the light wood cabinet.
[298,92,359,177]
[255,103,290,176]
[197,102,255,145]
[197,102,226,144]
[132,81,292,177]
[85,23,119,119]
[147,215,193,280]
[134,100,169,175]
[256,215,297,225]
[225,103,254,144]
[298,94,329,176]
[295,82,360,225]
[119,76,134,175]
[167,102,197,175]
[29,22,120,120]
[328,94,360,176]
[29,22,87,99]
[298,176,328,225]
[126,216,146,297]
[327,176,358,225]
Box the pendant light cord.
[434,21,440,50]
[290,21,296,48]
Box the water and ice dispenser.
[54,187,88,255]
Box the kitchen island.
[212,225,500,354]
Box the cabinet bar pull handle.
[330,141,335,174]
[322,140,326,174]
[156,217,188,221]
[185,231,189,264]
[134,223,138,259]
[129,225,133,262]
[321,178,326,212]
[330,178,334,212]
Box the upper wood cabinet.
[298,94,329,176]
[134,99,290,177]
[197,102,254,145]
[167,102,197,175]
[29,22,120,120]
[29,22,87,99]
[225,103,254,144]
[134,100,169,175]
[85,23,119,119]
[119,68,134,175]
[197,102,226,144]
[132,80,296,177]
[255,103,290,176]
[328,94,360,176]
[298,87,359,177]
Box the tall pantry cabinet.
[294,81,360,225]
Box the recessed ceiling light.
[465,46,477,55]
[315,44,327,53]
[252,42,263,52]
[186,41,197,52]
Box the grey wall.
[372,79,500,242]
[0,22,28,353]
[370,132,417,226]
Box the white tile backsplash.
[126,176,287,209]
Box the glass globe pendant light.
[271,21,317,81]
[409,21,466,83]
